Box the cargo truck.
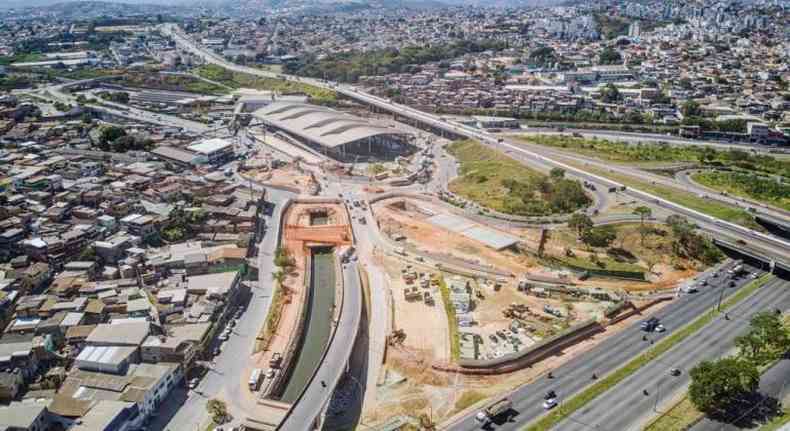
[475,397,513,424]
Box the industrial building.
[252,102,414,161]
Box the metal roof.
[253,102,410,149]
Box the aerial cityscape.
[0,0,789,430]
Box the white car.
[654,324,666,333]
[188,378,199,389]
[543,398,558,409]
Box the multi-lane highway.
[448,263,763,430]
[555,276,790,431]
[163,23,790,269]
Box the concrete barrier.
[432,319,604,375]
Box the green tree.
[682,100,702,117]
[598,47,622,65]
[632,206,652,226]
[689,357,759,416]
[600,83,621,103]
[550,167,566,179]
[206,398,228,424]
[735,311,790,365]
[582,225,617,248]
[98,125,126,148]
[568,213,594,238]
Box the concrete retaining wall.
[432,319,604,375]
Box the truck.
[475,397,513,424]
[248,368,263,391]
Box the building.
[0,401,50,431]
[187,138,235,165]
[253,102,413,161]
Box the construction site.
[354,193,702,428]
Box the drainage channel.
[279,247,336,403]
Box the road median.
[525,273,774,431]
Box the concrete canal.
[279,247,336,403]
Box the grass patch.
[520,134,790,179]
[437,276,460,361]
[643,396,704,431]
[446,140,590,216]
[692,171,790,212]
[454,390,488,413]
[569,163,762,231]
[761,408,790,431]
[526,274,774,431]
[0,52,44,65]
[195,64,337,106]
[555,254,645,273]
[118,72,228,95]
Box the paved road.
[279,258,363,431]
[675,169,790,219]
[448,262,760,431]
[149,187,293,431]
[554,276,790,431]
[691,358,790,431]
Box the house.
[0,400,50,430]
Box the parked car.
[188,378,199,389]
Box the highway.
[448,262,763,431]
[554,276,790,431]
[279,258,363,431]
[162,23,790,268]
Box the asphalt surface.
[690,358,790,431]
[554,276,790,431]
[449,262,761,431]
[279,259,363,431]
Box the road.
[448,262,763,431]
[149,187,293,431]
[554,276,790,431]
[163,24,790,266]
[279,258,363,431]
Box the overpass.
[713,238,790,276]
[163,24,790,283]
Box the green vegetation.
[196,64,336,105]
[205,399,228,425]
[118,72,228,95]
[693,171,790,211]
[0,52,44,65]
[97,91,129,104]
[446,140,590,216]
[527,274,773,431]
[735,311,790,367]
[284,39,507,83]
[162,208,207,242]
[437,276,460,361]
[559,160,762,230]
[521,135,790,178]
[526,46,557,68]
[552,254,646,273]
[594,13,631,39]
[0,74,33,91]
[666,215,724,265]
[97,125,154,153]
[689,358,760,416]
[643,396,704,431]
[761,409,790,431]
[599,47,623,65]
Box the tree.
[568,213,594,238]
[735,311,790,365]
[582,226,617,248]
[682,100,702,117]
[550,167,565,179]
[206,399,228,424]
[689,357,759,416]
[98,125,126,148]
[632,206,652,226]
[598,47,622,65]
[600,83,621,103]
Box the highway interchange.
[37,24,790,431]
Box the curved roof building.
[252,102,412,159]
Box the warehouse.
[252,102,413,161]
